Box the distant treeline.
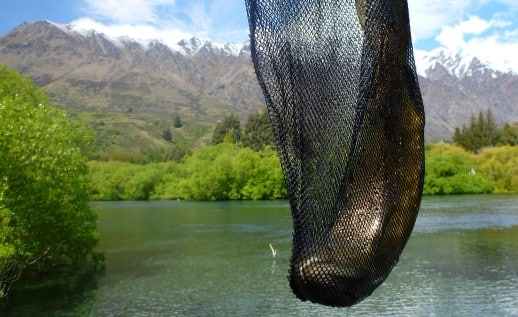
[87,141,518,201]
[453,109,517,152]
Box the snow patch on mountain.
[414,48,516,79]
[60,20,248,57]
[47,20,76,37]
[47,20,515,77]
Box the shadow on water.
[0,253,105,317]
[1,248,175,317]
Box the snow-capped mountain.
[414,48,515,79]
[0,20,516,141]
[48,20,249,57]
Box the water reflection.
[1,270,100,316]
[2,195,518,316]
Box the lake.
[3,195,518,316]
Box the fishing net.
[245,0,425,307]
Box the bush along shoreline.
[88,143,287,201]
[1,65,102,300]
[87,142,517,201]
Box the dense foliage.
[453,109,518,152]
[474,145,518,193]
[0,65,98,298]
[212,113,242,144]
[211,111,276,150]
[241,110,275,151]
[88,142,287,201]
[87,141,517,201]
[89,108,516,200]
[424,142,494,195]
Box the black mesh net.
[245,0,425,307]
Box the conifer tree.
[242,110,275,151]
[212,113,242,144]
[452,109,512,152]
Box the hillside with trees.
[84,106,518,199]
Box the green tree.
[87,161,133,200]
[476,109,499,146]
[173,114,183,128]
[498,123,518,146]
[453,109,505,152]
[162,126,172,142]
[162,144,190,163]
[241,110,275,151]
[452,125,470,151]
[475,145,518,193]
[212,113,242,144]
[178,143,238,200]
[424,154,494,195]
[0,65,99,298]
[423,142,494,195]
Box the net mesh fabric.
[245,0,425,307]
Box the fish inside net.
[245,0,425,307]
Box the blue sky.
[1,0,517,70]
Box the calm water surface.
[4,195,518,316]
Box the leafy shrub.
[424,143,494,195]
[0,65,99,297]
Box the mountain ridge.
[46,20,251,58]
[414,48,516,79]
[1,20,517,145]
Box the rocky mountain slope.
[414,49,517,140]
[1,20,517,143]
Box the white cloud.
[468,38,518,72]
[434,15,518,72]
[71,0,517,73]
[408,0,473,42]
[435,16,494,52]
[71,17,191,47]
[408,0,518,42]
[74,0,248,44]
[406,0,518,72]
[81,0,175,24]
